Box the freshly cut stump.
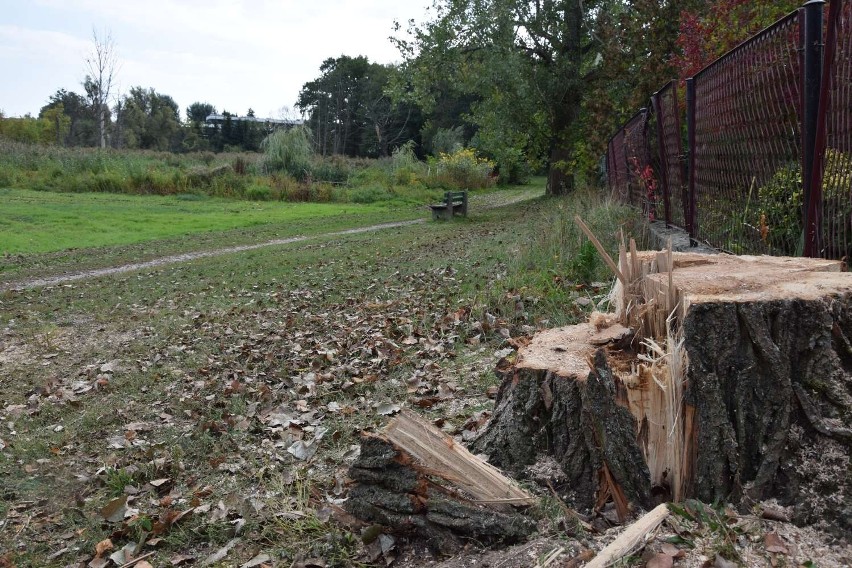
[475,252,852,533]
[345,410,536,552]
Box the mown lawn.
[0,188,406,254]
[0,185,545,284]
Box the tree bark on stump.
[475,252,852,534]
[345,411,536,553]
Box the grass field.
[0,186,648,566]
[0,185,541,284]
[0,188,403,254]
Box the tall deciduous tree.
[84,29,119,149]
[40,89,97,146]
[297,56,421,158]
[118,87,181,151]
[396,0,595,194]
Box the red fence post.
[686,77,697,242]
[652,92,672,226]
[802,0,826,257]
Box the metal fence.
[651,81,687,229]
[690,11,804,255]
[811,0,852,259]
[606,0,852,261]
[607,109,655,218]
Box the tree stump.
[475,250,852,534]
[345,410,536,552]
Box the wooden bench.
[430,190,468,220]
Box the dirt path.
[2,190,540,292]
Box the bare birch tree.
[84,29,119,149]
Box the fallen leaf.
[376,403,401,415]
[202,537,240,565]
[765,532,789,554]
[169,553,195,565]
[287,428,327,461]
[660,542,684,558]
[100,495,128,523]
[241,553,272,568]
[136,562,154,568]
[646,552,673,568]
[109,542,136,565]
[714,554,738,568]
[94,538,113,558]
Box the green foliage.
[117,86,182,151]
[433,147,495,189]
[668,500,744,563]
[569,240,600,284]
[391,141,426,185]
[297,55,422,158]
[245,183,272,201]
[428,126,465,155]
[757,162,803,254]
[821,150,852,245]
[260,127,314,180]
[0,112,67,145]
[755,150,852,257]
[395,0,591,194]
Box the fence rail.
[606,0,852,261]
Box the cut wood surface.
[383,409,535,507]
[585,504,670,568]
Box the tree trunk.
[475,250,852,535]
[547,141,576,195]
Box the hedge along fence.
[607,0,852,260]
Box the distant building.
[204,114,303,129]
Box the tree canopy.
[297,55,421,158]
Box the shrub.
[391,142,426,186]
[260,127,313,180]
[245,183,272,201]
[757,162,802,254]
[757,150,852,256]
[432,148,495,190]
[349,185,393,204]
[311,155,353,184]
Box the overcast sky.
[0,0,431,119]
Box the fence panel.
[607,129,629,202]
[623,109,653,213]
[814,0,852,260]
[653,81,687,228]
[691,12,803,255]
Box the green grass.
[0,185,645,566]
[0,188,409,254]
